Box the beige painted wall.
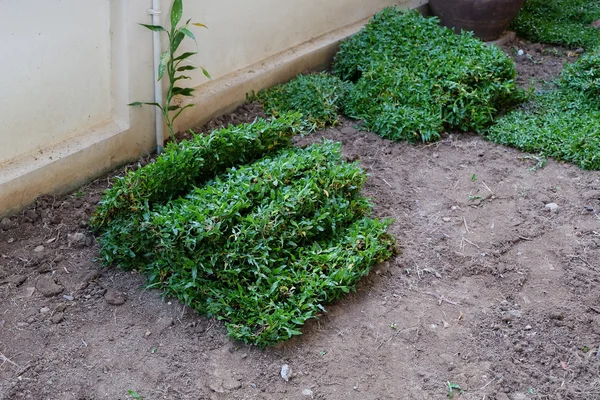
[1,0,112,164]
[173,0,426,84]
[0,0,427,216]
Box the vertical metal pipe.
[150,0,164,154]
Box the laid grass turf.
[511,0,600,50]
[486,49,600,170]
[93,117,396,347]
[251,72,351,131]
[256,8,524,143]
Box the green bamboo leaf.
[172,87,195,96]
[158,51,170,81]
[174,52,197,61]
[168,105,180,111]
[171,104,194,121]
[171,31,185,53]
[192,22,208,29]
[180,27,196,42]
[201,67,212,79]
[139,23,166,32]
[177,65,197,71]
[174,75,192,81]
[171,0,183,28]
[128,102,163,110]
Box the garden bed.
[2,31,600,400]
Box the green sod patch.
[486,49,600,170]
[335,8,524,142]
[93,118,396,347]
[251,72,351,131]
[257,8,523,143]
[90,113,303,230]
[511,0,600,50]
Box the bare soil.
[2,42,600,400]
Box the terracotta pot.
[428,0,526,41]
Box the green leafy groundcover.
[486,49,600,170]
[255,8,524,143]
[90,113,303,230]
[93,118,396,347]
[251,72,352,131]
[511,0,600,50]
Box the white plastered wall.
[0,0,427,216]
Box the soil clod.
[35,276,64,297]
[104,289,127,306]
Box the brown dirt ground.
[2,41,600,400]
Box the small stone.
[34,245,45,253]
[517,49,524,56]
[16,322,29,328]
[501,310,522,322]
[155,316,174,334]
[592,316,600,334]
[25,210,40,222]
[340,126,357,135]
[302,388,314,398]
[222,375,242,391]
[280,364,292,382]
[7,238,14,243]
[538,194,551,204]
[76,270,100,291]
[442,217,451,222]
[545,203,559,212]
[55,303,68,312]
[67,232,87,247]
[575,48,585,54]
[514,343,524,353]
[208,381,224,393]
[241,353,248,359]
[549,311,564,320]
[36,276,64,297]
[63,295,74,301]
[509,310,522,319]
[51,312,64,324]
[525,325,532,330]
[0,218,17,231]
[7,275,27,287]
[592,20,600,28]
[496,394,510,400]
[104,289,127,305]
[145,330,152,337]
[40,307,50,314]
